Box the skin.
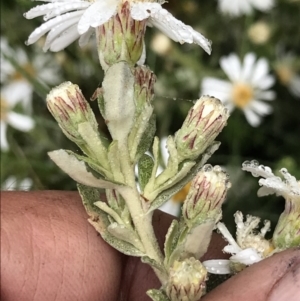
[1,191,299,301]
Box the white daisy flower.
[218,0,274,17]
[0,86,35,151]
[203,211,274,274]
[24,0,211,54]
[201,53,275,127]
[1,37,61,113]
[1,176,33,191]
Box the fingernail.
[267,263,300,301]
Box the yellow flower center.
[232,83,253,109]
[172,182,191,203]
[0,97,8,120]
[11,63,36,81]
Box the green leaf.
[138,154,154,192]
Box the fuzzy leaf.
[128,105,154,161]
[107,223,145,252]
[147,289,170,301]
[147,142,220,212]
[163,219,180,268]
[138,154,155,192]
[77,184,145,256]
[77,183,104,218]
[108,141,125,183]
[134,113,156,161]
[141,256,166,273]
[48,149,119,189]
[94,201,124,225]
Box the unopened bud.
[166,257,207,301]
[182,165,230,225]
[47,81,98,144]
[134,65,156,113]
[175,96,229,162]
[96,1,147,71]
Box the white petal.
[243,108,262,127]
[2,176,17,190]
[289,76,300,98]
[44,2,90,21]
[78,0,119,35]
[7,112,35,132]
[251,0,274,11]
[251,57,269,85]
[220,53,242,82]
[49,25,80,52]
[217,222,241,253]
[158,199,181,217]
[1,82,32,108]
[78,27,94,48]
[201,77,233,103]
[230,248,262,265]
[27,11,83,45]
[255,90,276,101]
[241,53,256,81]
[203,259,231,274]
[255,75,275,90]
[0,121,9,151]
[19,178,33,191]
[249,100,273,115]
[24,2,73,19]
[43,11,83,51]
[131,2,211,54]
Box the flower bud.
[133,65,156,113]
[47,81,98,145]
[96,1,147,71]
[273,199,300,249]
[174,96,229,162]
[166,257,207,301]
[182,165,230,225]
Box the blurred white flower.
[201,53,275,127]
[218,0,274,17]
[203,211,274,274]
[275,53,300,99]
[1,37,61,113]
[2,176,33,191]
[0,86,35,151]
[24,0,211,54]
